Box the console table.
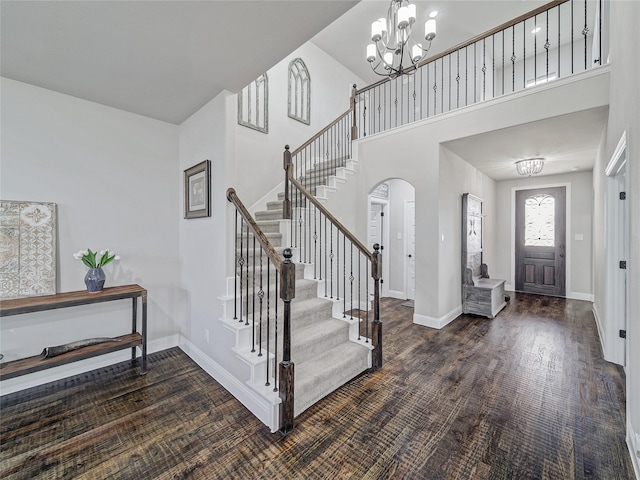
[0,284,147,380]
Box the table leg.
[141,291,148,375]
[132,297,138,363]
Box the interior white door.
[405,201,415,300]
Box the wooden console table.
[0,284,147,381]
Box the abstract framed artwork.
[0,200,57,299]
[184,160,211,219]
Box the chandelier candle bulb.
[412,44,423,63]
[397,5,410,29]
[425,18,437,41]
[367,44,377,63]
[371,19,384,41]
[383,52,393,68]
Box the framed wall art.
[0,200,57,299]
[184,160,211,219]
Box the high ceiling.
[1,0,607,181]
[0,0,358,124]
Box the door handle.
[559,253,565,258]
[408,254,412,258]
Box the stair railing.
[283,153,382,372]
[283,107,355,224]
[226,188,296,434]
[354,0,605,137]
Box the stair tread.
[294,341,370,416]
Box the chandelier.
[366,0,437,78]
[516,158,545,176]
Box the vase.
[84,267,106,293]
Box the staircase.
[223,163,373,431]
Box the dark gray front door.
[515,187,566,296]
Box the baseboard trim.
[567,292,594,302]
[387,290,406,300]
[179,336,280,433]
[413,305,462,329]
[0,334,179,396]
[627,419,640,479]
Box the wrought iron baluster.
[251,236,256,329]
[492,34,495,98]
[264,259,269,374]
[523,19,526,90]
[245,224,250,326]
[343,234,346,317]
[426,62,430,117]
[440,57,444,114]
[571,0,574,74]
[313,203,318,279]
[583,0,589,71]
[350,244,354,321]
[330,224,334,298]
[474,42,477,104]
[465,47,468,106]
[319,210,323,281]
[336,231,340,301]
[234,211,238,321]
[534,15,538,86]
[511,26,516,91]
[366,259,370,343]
[239,219,245,324]
[456,50,460,108]
[482,38,486,99]
[502,30,505,95]
[273,270,278,391]
[546,10,550,81]
[558,5,561,78]
[256,248,264,355]
[433,61,437,115]
[324,216,328,297]
[448,54,451,112]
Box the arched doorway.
[368,179,415,300]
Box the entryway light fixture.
[516,158,545,176]
[366,0,437,78]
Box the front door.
[515,187,566,296]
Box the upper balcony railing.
[353,0,606,138]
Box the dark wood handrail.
[287,175,373,262]
[356,0,569,95]
[290,108,352,157]
[227,188,284,270]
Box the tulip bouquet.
[73,248,120,268]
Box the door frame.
[510,182,572,297]
[368,196,390,298]
[604,131,628,367]
[404,200,416,301]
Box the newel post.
[371,243,382,371]
[283,145,292,220]
[350,84,358,141]
[279,248,296,434]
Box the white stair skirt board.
[413,305,462,329]
[180,337,281,433]
[0,334,180,396]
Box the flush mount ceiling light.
[366,0,437,79]
[516,157,545,176]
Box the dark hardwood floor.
[1,293,634,479]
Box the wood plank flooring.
[1,293,635,479]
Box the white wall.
[494,171,594,300]
[593,0,640,469]
[233,42,365,208]
[0,78,181,393]
[439,147,497,318]
[350,68,608,325]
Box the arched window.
[524,194,555,246]
[288,58,310,125]
[238,73,268,133]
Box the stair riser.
[255,210,284,221]
[236,233,283,248]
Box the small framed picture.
[184,160,211,219]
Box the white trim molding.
[179,336,280,433]
[413,305,462,329]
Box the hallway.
[1,295,633,479]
